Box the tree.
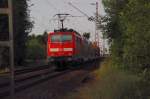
[120,0,150,72]
[13,0,33,65]
[83,32,90,39]
[26,37,45,60]
[102,0,128,68]
[0,0,33,67]
[100,0,150,98]
[0,0,9,68]
[26,32,48,60]
[102,0,150,72]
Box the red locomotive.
[47,29,100,69]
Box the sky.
[29,0,106,41]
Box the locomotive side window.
[51,34,72,42]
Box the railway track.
[0,64,70,98]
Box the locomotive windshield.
[51,34,72,42]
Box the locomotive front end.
[47,32,75,64]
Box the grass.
[65,58,145,99]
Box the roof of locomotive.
[49,28,91,42]
[51,28,81,36]
[49,29,96,46]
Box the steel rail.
[0,64,61,98]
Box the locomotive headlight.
[63,48,73,51]
[50,48,59,52]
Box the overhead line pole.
[8,0,15,99]
[0,0,15,99]
[91,2,99,45]
[95,2,99,46]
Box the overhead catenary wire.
[30,0,61,33]
[30,0,98,37]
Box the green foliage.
[26,37,44,60]
[65,1,150,98]
[26,33,47,60]
[13,0,33,65]
[85,72,140,99]
[100,0,150,98]
[66,59,143,99]
[83,32,90,39]
[121,0,150,72]
[100,0,128,68]
[0,0,33,66]
[102,0,150,72]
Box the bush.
[26,38,46,60]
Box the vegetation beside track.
[65,0,150,98]
[66,58,150,99]
[0,0,33,67]
[26,32,47,60]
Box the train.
[47,29,100,69]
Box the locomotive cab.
[47,29,100,69]
[47,32,75,64]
